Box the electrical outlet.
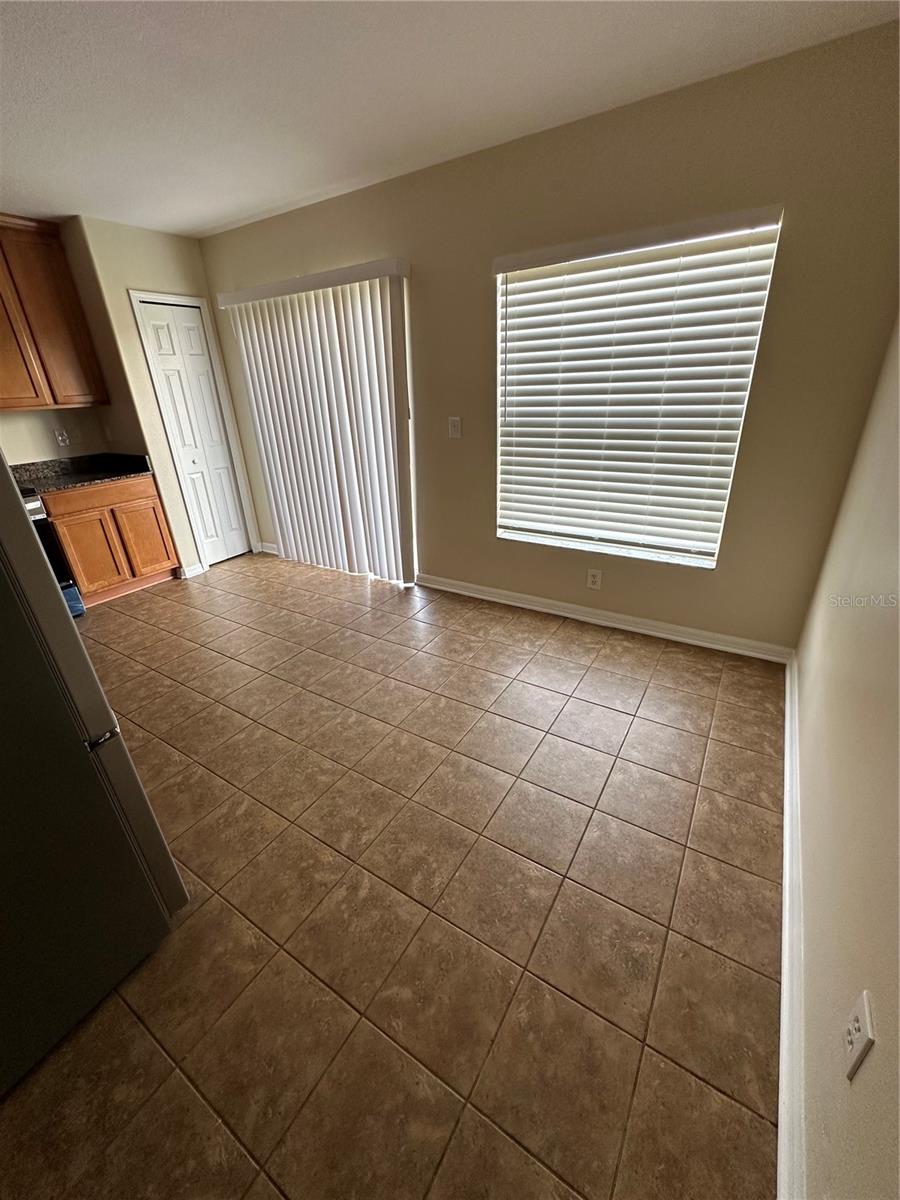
[845,990,875,1080]
[448,416,462,439]
[586,569,602,591]
[53,428,70,448]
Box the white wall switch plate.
[586,569,602,591]
[448,416,462,439]
[845,990,875,1080]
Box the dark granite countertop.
[12,453,152,494]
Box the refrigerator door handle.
[84,726,120,753]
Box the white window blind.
[225,268,415,583]
[496,215,781,567]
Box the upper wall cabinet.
[0,215,107,410]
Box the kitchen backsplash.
[0,408,110,465]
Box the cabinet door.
[0,230,107,407]
[0,252,53,409]
[113,497,179,577]
[52,510,132,594]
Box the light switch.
[448,416,462,439]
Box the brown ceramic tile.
[222,825,350,942]
[592,631,663,680]
[426,628,485,664]
[473,974,640,1200]
[637,683,714,735]
[118,715,153,750]
[613,1050,777,1200]
[690,788,783,882]
[468,640,535,677]
[701,739,784,811]
[549,696,632,754]
[436,663,509,707]
[356,727,448,796]
[718,662,785,714]
[430,1107,579,1200]
[160,645,232,683]
[148,762,237,840]
[620,717,706,783]
[130,737,192,790]
[184,615,243,645]
[485,780,590,873]
[390,650,459,690]
[171,791,287,888]
[288,866,426,1009]
[457,606,515,640]
[244,745,346,820]
[673,850,782,978]
[191,658,262,699]
[303,707,391,766]
[368,915,520,1093]
[517,653,587,695]
[297,771,406,859]
[531,881,665,1037]
[270,648,338,687]
[598,758,696,841]
[105,669,179,714]
[710,699,784,758]
[456,712,543,774]
[361,803,476,905]
[313,627,377,661]
[308,660,383,704]
[185,953,356,1158]
[223,673,299,718]
[351,676,428,723]
[382,617,441,649]
[243,1174,284,1200]
[120,895,274,1058]
[436,839,560,964]
[414,752,513,831]
[349,608,404,637]
[170,863,212,927]
[651,653,723,699]
[351,639,418,675]
[522,734,614,806]
[268,1021,459,1200]
[648,933,780,1121]
[128,633,196,667]
[490,679,567,731]
[64,1070,254,1200]
[574,666,646,713]
[206,625,269,658]
[0,995,172,1199]
[164,703,251,757]
[130,684,212,736]
[569,811,683,924]
[262,689,343,742]
[541,629,603,667]
[237,634,302,670]
[195,722,294,787]
[401,692,481,747]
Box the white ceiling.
[0,1,894,238]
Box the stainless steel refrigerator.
[0,451,187,1094]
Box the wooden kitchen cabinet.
[53,509,133,595]
[113,497,179,578]
[44,475,179,601]
[0,214,107,410]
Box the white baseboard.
[415,573,793,663]
[255,542,279,555]
[177,562,207,579]
[778,655,806,1199]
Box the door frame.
[130,289,260,571]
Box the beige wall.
[0,406,109,466]
[60,216,215,570]
[201,24,898,649]
[795,318,899,1199]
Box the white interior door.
[139,302,250,565]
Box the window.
[495,212,781,567]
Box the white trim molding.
[778,654,806,1199]
[257,542,279,555]
[217,257,409,309]
[415,573,792,662]
[177,562,207,579]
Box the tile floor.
[1,554,785,1200]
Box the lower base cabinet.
[44,475,179,600]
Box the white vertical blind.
[496,217,782,567]
[227,275,414,583]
